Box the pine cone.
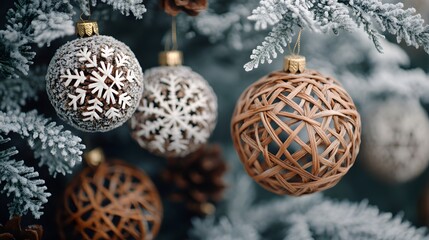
[0,217,43,240]
[162,144,227,215]
[160,0,208,16]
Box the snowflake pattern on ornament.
[60,45,138,122]
[131,66,217,157]
[46,35,144,132]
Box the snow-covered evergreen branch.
[245,0,429,71]
[0,69,46,111]
[174,0,260,50]
[303,29,429,103]
[0,135,50,219]
[0,0,147,79]
[345,0,429,52]
[0,0,75,79]
[77,0,147,19]
[0,111,85,176]
[244,18,294,71]
[190,174,428,239]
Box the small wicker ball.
[131,66,217,158]
[58,160,162,240]
[361,97,429,183]
[231,70,361,196]
[46,35,144,132]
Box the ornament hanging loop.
[284,29,306,74]
[160,16,183,66]
[76,2,99,38]
[171,16,178,51]
[290,29,303,55]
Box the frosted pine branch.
[78,0,147,19]
[294,199,427,239]
[244,19,294,71]
[345,0,429,52]
[313,0,357,33]
[190,174,428,239]
[0,111,85,177]
[0,69,46,111]
[245,0,429,71]
[1,0,146,79]
[177,0,261,50]
[249,0,314,31]
[32,11,74,47]
[0,0,74,79]
[0,136,51,219]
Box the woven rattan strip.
[58,160,163,240]
[231,70,361,196]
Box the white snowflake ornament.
[46,35,144,132]
[361,97,429,183]
[131,66,217,158]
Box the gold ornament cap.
[159,50,183,66]
[76,20,99,38]
[84,148,105,167]
[284,55,306,74]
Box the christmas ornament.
[161,0,208,16]
[0,216,43,240]
[231,53,361,196]
[46,20,144,132]
[161,144,227,215]
[58,149,162,240]
[361,97,429,183]
[131,50,217,158]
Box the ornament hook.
[164,16,179,51]
[285,29,305,74]
[160,16,183,66]
[288,29,303,55]
[79,0,92,22]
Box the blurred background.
[2,0,429,239]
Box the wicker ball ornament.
[46,31,144,132]
[361,97,429,183]
[131,53,217,158]
[231,56,361,196]
[58,160,162,240]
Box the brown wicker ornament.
[160,0,208,16]
[231,57,361,196]
[58,160,162,240]
[0,216,43,240]
[161,144,227,215]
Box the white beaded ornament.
[131,66,217,158]
[361,97,429,183]
[46,35,144,132]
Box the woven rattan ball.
[131,66,217,158]
[361,97,429,183]
[46,35,144,132]
[231,70,361,196]
[58,160,162,240]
